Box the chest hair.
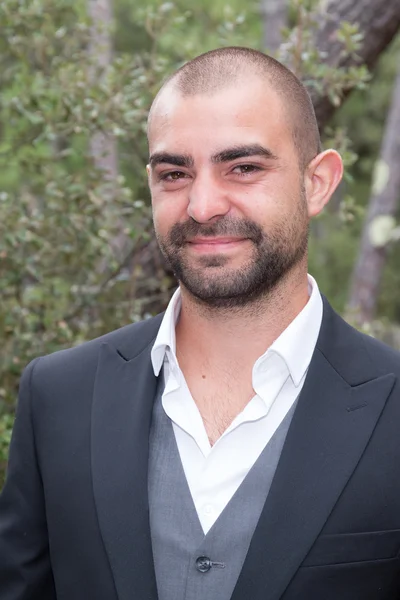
[184,369,255,446]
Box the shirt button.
[195,556,212,573]
[203,504,214,516]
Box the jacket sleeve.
[0,358,56,599]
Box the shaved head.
[148,46,321,172]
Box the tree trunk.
[260,0,288,54]
[347,65,400,324]
[88,0,131,264]
[310,0,400,130]
[88,0,118,182]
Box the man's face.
[147,80,310,308]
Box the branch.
[310,0,400,129]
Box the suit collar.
[108,293,382,382]
[318,296,377,385]
[108,312,164,362]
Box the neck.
[175,266,310,370]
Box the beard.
[155,195,309,309]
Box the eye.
[231,164,262,176]
[160,170,189,181]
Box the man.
[1,46,400,600]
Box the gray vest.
[148,377,297,600]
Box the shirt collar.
[258,274,322,386]
[151,287,181,376]
[151,275,323,384]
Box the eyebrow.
[149,152,194,169]
[148,144,278,169]
[211,144,278,163]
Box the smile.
[187,238,248,253]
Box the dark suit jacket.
[1,298,400,600]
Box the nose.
[187,172,231,223]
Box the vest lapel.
[91,341,159,600]
[231,347,395,600]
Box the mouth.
[186,237,248,253]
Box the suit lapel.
[91,340,159,600]
[232,306,396,600]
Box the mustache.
[167,218,263,247]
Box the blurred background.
[1,0,400,485]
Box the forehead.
[148,81,294,158]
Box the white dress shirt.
[151,275,323,534]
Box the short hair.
[149,47,322,171]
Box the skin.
[147,77,343,442]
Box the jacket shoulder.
[319,298,400,382]
[28,312,164,387]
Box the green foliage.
[278,2,371,104]
[308,215,361,312]
[1,0,148,403]
[0,414,13,489]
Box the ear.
[146,164,150,178]
[304,149,343,218]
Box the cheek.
[152,204,169,237]
[240,179,303,216]
[231,187,280,224]
[151,193,185,236]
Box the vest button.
[195,556,212,573]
